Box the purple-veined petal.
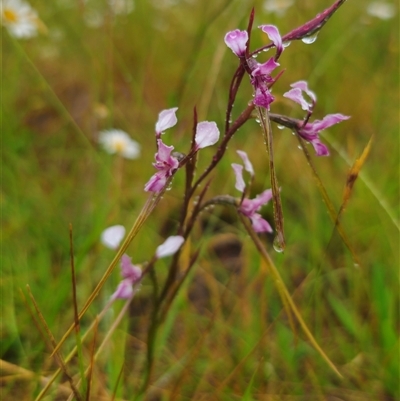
[156,235,185,258]
[111,279,134,300]
[311,139,330,156]
[291,81,316,102]
[232,163,245,193]
[144,171,168,193]
[250,213,273,233]
[240,189,273,216]
[236,150,254,176]
[251,57,279,77]
[259,24,283,56]
[254,86,275,109]
[250,189,273,211]
[254,188,274,207]
[155,107,178,133]
[297,114,350,156]
[283,81,316,111]
[101,225,125,249]
[195,121,220,149]
[145,139,179,193]
[155,139,175,164]
[306,113,350,132]
[224,29,248,57]
[120,254,142,282]
[284,88,310,111]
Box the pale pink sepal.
[155,107,178,134]
[101,225,126,249]
[195,121,220,149]
[236,150,254,176]
[232,163,245,192]
[224,29,248,57]
[259,25,283,56]
[156,235,185,258]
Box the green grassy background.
[2,0,399,400]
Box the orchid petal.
[195,121,220,149]
[284,88,310,111]
[101,225,125,249]
[284,81,316,111]
[254,86,275,109]
[156,235,185,258]
[259,24,283,56]
[145,138,179,193]
[311,140,330,156]
[144,172,167,192]
[236,150,254,176]
[120,254,142,281]
[155,107,178,133]
[251,214,273,233]
[290,81,316,102]
[251,57,279,77]
[308,114,350,132]
[297,114,350,156]
[224,29,248,57]
[232,163,245,193]
[155,139,176,164]
[111,279,134,300]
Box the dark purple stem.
[251,0,347,57]
[282,0,348,42]
[189,102,255,199]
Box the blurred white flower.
[155,235,184,259]
[101,225,126,249]
[1,0,38,38]
[98,129,141,159]
[263,0,294,16]
[152,0,180,10]
[108,0,135,15]
[83,9,104,29]
[367,2,396,20]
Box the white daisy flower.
[263,0,294,16]
[98,129,141,159]
[83,9,104,29]
[1,0,38,38]
[101,225,126,249]
[367,2,396,20]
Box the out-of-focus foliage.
[2,0,398,399]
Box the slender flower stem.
[52,191,165,357]
[25,286,83,401]
[35,298,115,401]
[256,106,285,251]
[65,297,135,401]
[190,102,255,198]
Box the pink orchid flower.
[144,139,179,193]
[284,81,350,156]
[232,150,273,233]
[224,29,248,57]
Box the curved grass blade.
[296,135,360,266]
[239,214,343,379]
[325,131,399,231]
[339,136,373,219]
[51,189,166,357]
